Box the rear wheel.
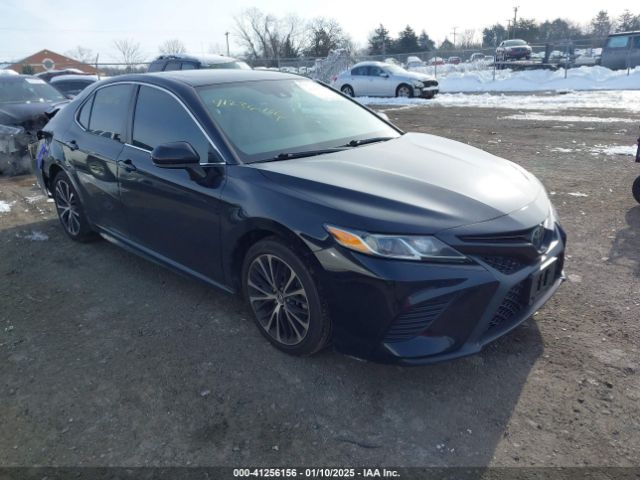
[633,176,640,204]
[242,238,331,356]
[52,171,97,242]
[396,84,413,98]
[341,85,354,97]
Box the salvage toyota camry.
[33,70,566,364]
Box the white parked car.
[332,61,439,98]
[405,56,425,69]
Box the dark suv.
[147,53,251,72]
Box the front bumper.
[314,219,566,365]
[415,85,439,98]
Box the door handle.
[118,159,137,172]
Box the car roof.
[99,69,304,88]
[608,30,640,36]
[50,74,99,83]
[351,61,388,68]
[151,53,242,64]
[0,74,46,83]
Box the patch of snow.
[25,195,46,204]
[0,200,14,213]
[567,192,589,197]
[23,231,49,241]
[590,145,637,156]
[550,147,575,153]
[502,113,636,123]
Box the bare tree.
[459,29,479,49]
[234,8,305,65]
[159,39,187,55]
[113,38,144,71]
[65,46,95,64]
[304,17,350,57]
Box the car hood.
[252,133,545,233]
[0,101,68,132]
[400,71,437,82]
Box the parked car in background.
[34,69,565,364]
[36,68,86,82]
[601,31,640,70]
[50,74,99,99]
[428,57,445,66]
[333,61,439,98]
[0,75,67,175]
[447,56,462,65]
[469,53,486,62]
[496,39,533,61]
[574,48,602,66]
[147,53,251,72]
[405,56,425,69]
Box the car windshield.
[204,61,251,70]
[504,40,527,46]
[0,77,66,104]
[197,79,399,163]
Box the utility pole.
[506,20,512,40]
[451,27,458,47]
[225,32,230,56]
[512,6,519,39]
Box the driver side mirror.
[379,72,389,78]
[151,141,200,168]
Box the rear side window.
[132,86,214,162]
[164,61,181,71]
[181,62,197,70]
[606,36,630,48]
[77,95,93,128]
[351,66,364,76]
[88,84,133,143]
[367,66,383,76]
[634,36,640,48]
[148,62,163,72]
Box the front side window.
[606,36,630,48]
[132,86,214,163]
[164,61,181,71]
[367,66,383,76]
[181,62,196,70]
[87,84,133,143]
[197,79,399,163]
[633,36,640,48]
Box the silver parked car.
[332,61,439,99]
[601,31,640,70]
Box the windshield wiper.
[342,136,396,147]
[253,147,349,163]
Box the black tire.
[396,84,413,98]
[242,237,331,356]
[423,92,435,100]
[52,171,98,242]
[341,85,354,97]
[633,175,640,204]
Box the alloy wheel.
[54,179,81,236]
[247,254,310,346]
[397,85,412,97]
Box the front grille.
[480,255,527,275]
[486,281,527,331]
[384,297,451,343]
[424,80,438,87]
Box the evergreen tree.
[616,10,640,32]
[418,30,435,51]
[439,38,454,50]
[368,24,390,55]
[394,25,419,53]
[482,24,508,47]
[590,11,612,40]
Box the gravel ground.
[1,100,639,468]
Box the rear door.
[631,36,640,68]
[62,83,134,236]
[366,66,389,96]
[117,85,227,282]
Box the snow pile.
[24,231,49,241]
[438,66,640,93]
[502,113,636,123]
[358,90,640,111]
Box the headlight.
[413,81,424,88]
[325,225,467,261]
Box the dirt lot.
[1,100,639,468]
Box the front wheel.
[52,171,98,242]
[242,238,331,356]
[396,84,413,98]
[633,175,640,204]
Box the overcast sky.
[0,0,634,62]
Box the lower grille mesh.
[480,255,527,275]
[487,282,527,331]
[384,297,450,343]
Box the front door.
[118,85,227,282]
